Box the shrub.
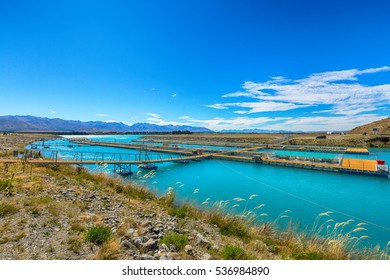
[160,232,188,250]
[293,251,331,260]
[0,179,11,191]
[168,205,193,218]
[222,245,252,260]
[0,202,18,217]
[95,240,122,260]
[208,213,251,242]
[86,226,112,245]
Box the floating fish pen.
[269,145,369,155]
[257,156,389,177]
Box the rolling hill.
[349,117,390,134]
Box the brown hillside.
[349,117,390,134]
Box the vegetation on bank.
[1,161,388,260]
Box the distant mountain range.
[0,115,212,133]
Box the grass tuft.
[85,226,112,245]
[0,202,19,217]
[208,212,251,242]
[222,245,252,260]
[0,179,12,191]
[95,240,122,260]
[168,204,195,219]
[160,232,188,250]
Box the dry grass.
[0,202,19,217]
[95,239,122,260]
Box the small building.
[327,131,333,135]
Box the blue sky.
[1,0,389,131]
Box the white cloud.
[260,114,384,132]
[94,113,108,117]
[51,110,55,114]
[189,117,290,131]
[172,93,177,97]
[139,67,389,131]
[226,101,308,114]
[145,113,190,126]
[207,66,390,116]
[161,115,291,131]
[103,120,120,123]
[141,113,386,131]
[146,113,161,119]
[205,104,229,109]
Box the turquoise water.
[61,134,145,143]
[30,135,390,250]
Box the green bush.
[208,214,251,241]
[168,205,191,218]
[293,251,330,260]
[86,226,112,245]
[160,232,188,250]
[0,179,11,191]
[222,245,251,260]
[0,202,18,217]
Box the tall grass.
[165,188,390,259]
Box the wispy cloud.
[146,114,383,131]
[146,113,190,126]
[94,113,108,117]
[259,114,384,131]
[205,104,229,109]
[149,115,290,131]
[51,110,55,114]
[172,93,177,97]
[187,116,290,130]
[146,112,161,119]
[209,66,390,116]
[140,67,389,131]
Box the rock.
[212,244,220,251]
[121,240,132,249]
[184,245,193,254]
[159,243,169,252]
[141,220,153,227]
[196,233,211,248]
[126,228,136,235]
[142,239,158,252]
[201,253,211,260]
[141,254,156,260]
[133,238,143,248]
[168,244,178,252]
[149,234,159,240]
